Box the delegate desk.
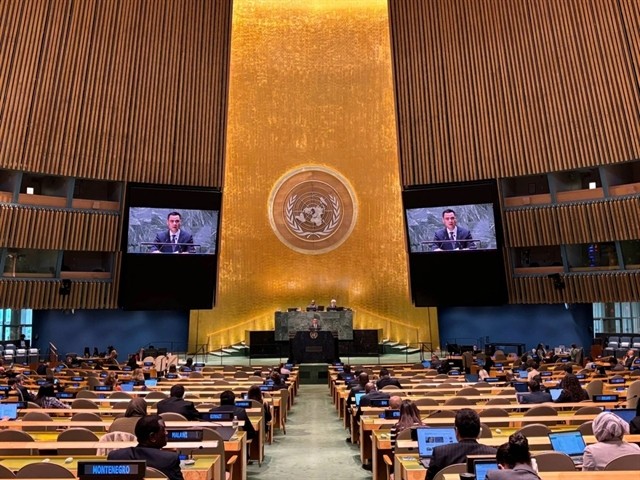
[0,455,220,480]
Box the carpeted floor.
[246,384,371,480]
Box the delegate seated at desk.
[432,209,475,251]
[108,415,184,480]
[151,211,195,253]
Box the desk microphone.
[614,394,637,409]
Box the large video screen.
[406,203,497,253]
[403,180,507,307]
[120,184,222,310]
[126,208,218,254]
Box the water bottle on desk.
[232,415,239,438]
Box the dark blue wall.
[438,304,593,354]
[32,310,189,358]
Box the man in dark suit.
[209,390,256,440]
[8,375,35,403]
[376,368,402,390]
[432,209,475,251]
[426,409,496,480]
[108,415,183,480]
[359,382,390,408]
[156,384,200,421]
[151,211,195,253]
[518,379,551,404]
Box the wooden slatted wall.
[389,0,640,186]
[0,0,232,186]
[0,205,120,251]
[504,196,640,247]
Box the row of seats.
[603,335,640,357]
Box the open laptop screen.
[0,403,19,420]
[354,392,366,406]
[549,388,563,401]
[549,431,586,456]
[415,427,457,457]
[474,460,499,480]
[606,409,635,423]
[514,382,529,393]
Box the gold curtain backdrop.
[191,0,437,351]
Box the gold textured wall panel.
[389,0,640,185]
[192,0,437,350]
[0,0,231,186]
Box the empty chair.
[145,467,168,478]
[57,427,99,455]
[428,410,456,419]
[22,411,55,432]
[145,391,168,400]
[96,431,137,455]
[444,397,475,406]
[479,408,510,428]
[202,428,238,480]
[159,412,188,421]
[16,463,75,478]
[456,387,481,397]
[433,462,466,480]
[570,406,602,425]
[523,405,558,426]
[497,388,516,396]
[585,379,604,400]
[479,423,492,438]
[514,423,551,439]
[627,380,640,410]
[484,397,512,406]
[0,430,34,455]
[604,453,640,471]
[381,385,400,391]
[0,464,15,478]
[578,421,593,436]
[70,412,106,432]
[71,398,99,409]
[109,391,133,400]
[76,389,99,399]
[412,397,439,407]
[533,452,576,472]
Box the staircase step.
[209,350,229,357]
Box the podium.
[290,331,337,363]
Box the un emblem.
[269,167,357,254]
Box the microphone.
[614,394,638,409]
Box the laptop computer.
[473,459,499,480]
[514,382,529,393]
[606,409,635,423]
[144,379,158,388]
[421,360,431,369]
[0,402,19,420]
[549,388,563,401]
[548,430,586,465]
[120,382,135,392]
[518,371,529,379]
[414,426,457,469]
[354,392,366,406]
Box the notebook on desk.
[415,426,457,469]
[549,430,586,465]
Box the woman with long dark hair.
[555,374,588,403]
[247,385,272,423]
[486,433,540,479]
[390,400,424,450]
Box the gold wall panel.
[191,0,437,350]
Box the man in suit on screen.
[151,211,195,253]
[433,209,475,251]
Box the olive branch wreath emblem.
[285,194,341,238]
